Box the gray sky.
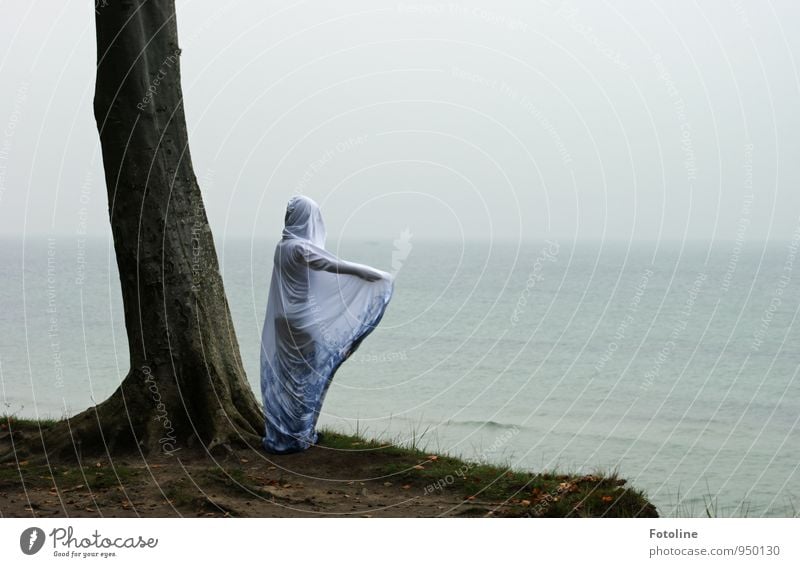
[1,0,799,242]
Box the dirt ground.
[0,439,522,518]
[0,421,658,518]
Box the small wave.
[444,419,523,430]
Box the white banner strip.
[1,518,798,566]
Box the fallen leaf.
[601,495,614,503]
[521,499,531,506]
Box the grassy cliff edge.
[0,416,657,517]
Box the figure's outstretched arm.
[296,243,386,281]
[312,256,384,281]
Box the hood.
[282,195,326,248]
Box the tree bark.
[32,0,263,459]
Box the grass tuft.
[316,428,658,517]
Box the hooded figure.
[260,195,394,453]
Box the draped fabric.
[260,196,394,453]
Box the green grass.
[163,483,198,508]
[1,418,658,517]
[317,428,658,517]
[0,462,140,491]
[1,413,59,430]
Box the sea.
[2,235,798,517]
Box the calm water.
[2,236,799,517]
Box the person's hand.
[362,269,383,282]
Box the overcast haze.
[1,1,799,242]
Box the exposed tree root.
[1,367,265,465]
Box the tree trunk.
[34,0,263,459]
